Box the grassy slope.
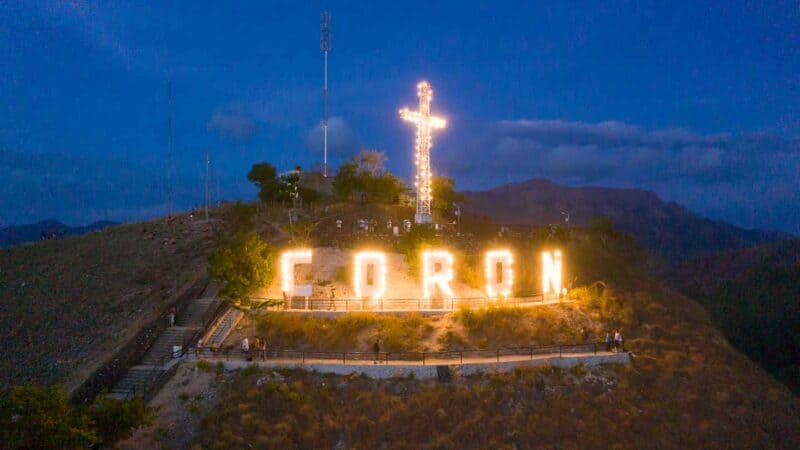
[0,214,215,391]
[671,239,800,393]
[196,228,800,449]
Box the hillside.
[0,213,214,391]
[0,219,117,248]
[461,179,787,263]
[672,239,800,393]
[124,204,799,449]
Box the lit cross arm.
[399,108,446,129]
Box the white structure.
[485,250,514,299]
[353,251,387,301]
[281,249,313,297]
[400,81,447,224]
[542,250,563,298]
[421,250,455,300]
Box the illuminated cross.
[400,81,446,224]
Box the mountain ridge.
[0,219,117,248]
[461,178,789,263]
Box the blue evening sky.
[1,1,798,232]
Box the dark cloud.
[305,117,359,157]
[207,105,259,141]
[439,120,799,233]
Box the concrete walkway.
[188,351,630,379]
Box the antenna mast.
[166,80,174,217]
[321,12,331,177]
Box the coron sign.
[279,249,565,300]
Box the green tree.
[208,231,277,305]
[0,385,97,449]
[248,162,280,203]
[87,395,153,445]
[332,157,407,203]
[432,176,465,217]
[0,386,153,450]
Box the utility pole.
[166,80,174,217]
[205,149,210,221]
[321,12,331,177]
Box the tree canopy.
[333,150,407,203]
[432,175,466,217]
[208,231,277,306]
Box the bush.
[208,231,277,305]
[0,385,152,450]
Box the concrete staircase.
[110,296,222,398]
[111,365,162,398]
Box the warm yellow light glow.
[422,249,455,299]
[353,251,387,300]
[400,81,447,224]
[280,249,312,297]
[485,250,514,299]
[542,250,563,295]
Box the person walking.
[168,308,176,327]
[260,337,267,361]
[615,330,624,352]
[372,338,381,364]
[197,338,204,358]
[605,332,612,352]
[328,287,336,311]
[613,330,622,352]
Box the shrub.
[208,231,277,306]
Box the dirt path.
[118,364,218,450]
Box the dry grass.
[252,312,435,352]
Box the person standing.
[372,338,381,364]
[616,330,624,352]
[168,308,176,327]
[197,338,204,358]
[605,332,612,352]
[242,337,250,355]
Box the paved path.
[187,350,630,379]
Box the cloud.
[440,119,800,232]
[207,105,259,141]
[305,117,359,157]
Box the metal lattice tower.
[321,12,331,177]
[399,81,447,224]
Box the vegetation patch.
[254,312,434,352]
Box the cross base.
[415,212,433,225]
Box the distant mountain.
[0,219,117,248]
[671,239,800,393]
[461,179,788,263]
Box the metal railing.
[189,341,609,366]
[251,294,569,312]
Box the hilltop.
[3,199,800,448]
[461,178,788,263]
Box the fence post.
[302,351,305,364]
[422,352,425,366]
[559,345,562,358]
[345,299,348,311]
[343,352,346,365]
[530,348,533,360]
[496,349,500,364]
[460,351,463,365]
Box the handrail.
[250,294,569,312]
[188,341,610,366]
